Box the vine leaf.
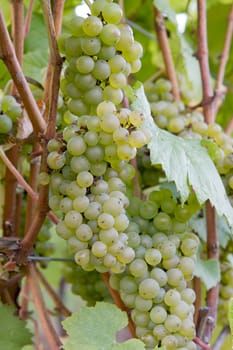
[0,303,32,350]
[195,255,220,290]
[131,85,233,227]
[62,302,145,350]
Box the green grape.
[86,145,105,163]
[150,267,168,287]
[98,45,116,60]
[167,268,184,287]
[64,210,83,229]
[83,86,103,105]
[180,288,196,305]
[138,278,160,299]
[68,98,89,116]
[103,85,123,105]
[67,136,87,156]
[76,171,94,188]
[150,305,167,324]
[109,55,127,73]
[76,55,95,74]
[122,41,143,62]
[170,301,190,320]
[129,110,145,126]
[65,36,83,58]
[100,24,121,46]
[97,213,115,229]
[82,16,103,37]
[47,151,66,170]
[59,197,73,213]
[100,113,120,133]
[164,289,181,307]
[84,202,102,220]
[97,101,116,117]
[76,224,93,241]
[91,241,107,258]
[102,197,123,216]
[73,195,89,212]
[115,24,134,50]
[134,295,153,312]
[81,37,101,55]
[67,16,84,36]
[102,2,123,24]
[74,249,90,266]
[109,72,127,88]
[153,212,172,232]
[99,228,118,245]
[144,249,162,266]
[74,73,96,91]
[129,258,148,278]
[0,114,13,134]
[161,334,178,350]
[92,60,111,81]
[181,236,199,256]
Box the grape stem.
[27,263,62,349]
[153,7,180,101]
[0,147,58,225]
[0,11,46,133]
[51,0,65,37]
[225,116,233,135]
[197,1,219,344]
[193,277,202,326]
[3,0,24,238]
[24,0,35,37]
[197,0,214,124]
[194,336,213,350]
[101,272,136,338]
[34,265,71,317]
[214,4,233,116]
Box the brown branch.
[205,201,219,343]
[35,266,71,317]
[27,264,62,349]
[197,1,219,344]
[0,146,58,225]
[24,0,35,38]
[194,336,212,350]
[194,277,202,326]
[225,115,233,135]
[25,143,41,232]
[51,0,65,37]
[3,0,24,237]
[101,272,136,338]
[197,0,214,123]
[153,7,180,101]
[0,11,46,133]
[19,277,31,320]
[214,4,233,115]
[17,0,64,262]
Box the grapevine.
[0,1,232,350]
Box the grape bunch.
[62,260,112,305]
[110,188,199,349]
[59,0,142,116]
[47,1,151,274]
[0,94,22,136]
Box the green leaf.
[113,339,145,350]
[62,302,145,350]
[194,255,220,290]
[24,13,48,53]
[0,304,32,350]
[190,214,233,248]
[23,50,48,82]
[153,0,177,24]
[131,85,233,227]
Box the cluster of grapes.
[47,0,152,274]
[62,261,111,305]
[59,0,142,116]
[47,104,150,273]
[0,94,22,135]
[110,188,199,349]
